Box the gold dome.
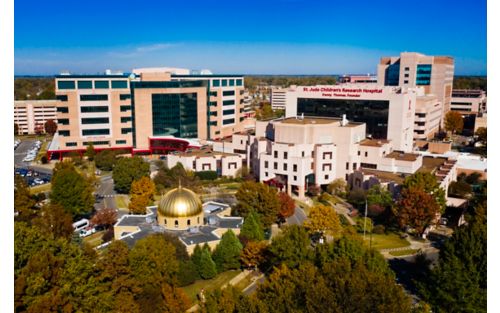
[158,185,202,218]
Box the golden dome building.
[157,184,204,230]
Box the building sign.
[302,87,383,98]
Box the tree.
[304,204,342,238]
[50,161,94,217]
[128,176,156,214]
[14,175,36,220]
[366,184,393,216]
[34,122,44,135]
[235,181,281,228]
[402,172,446,212]
[393,187,441,236]
[113,156,150,194]
[419,218,486,312]
[239,210,265,242]
[129,234,179,286]
[277,192,295,222]
[475,127,487,156]
[212,230,243,272]
[327,178,347,197]
[347,188,366,208]
[177,260,199,286]
[160,284,191,313]
[448,180,473,198]
[240,241,267,269]
[153,162,201,194]
[44,119,58,136]
[85,143,96,161]
[32,204,74,240]
[268,225,313,269]
[14,123,19,135]
[90,207,117,229]
[199,248,217,279]
[444,111,464,135]
[95,149,118,171]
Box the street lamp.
[363,199,368,241]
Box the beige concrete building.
[166,148,243,177]
[14,100,59,134]
[450,89,486,113]
[271,88,287,111]
[338,74,377,83]
[414,95,442,140]
[377,52,454,125]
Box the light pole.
[363,199,368,241]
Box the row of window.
[223,109,235,115]
[222,118,234,125]
[57,80,128,90]
[82,129,110,136]
[66,140,127,147]
[211,79,243,87]
[80,94,108,101]
[82,117,109,124]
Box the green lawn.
[232,272,254,291]
[82,230,105,248]
[389,249,419,257]
[115,195,129,210]
[29,183,51,195]
[369,233,411,250]
[181,270,241,303]
[35,141,49,162]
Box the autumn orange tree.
[304,204,342,238]
[392,186,441,236]
[128,176,156,214]
[240,240,267,269]
[91,207,118,229]
[277,192,295,222]
[444,111,464,135]
[44,119,58,136]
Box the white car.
[79,227,96,238]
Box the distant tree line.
[244,76,337,91]
[15,77,55,100]
[453,76,487,92]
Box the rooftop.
[281,117,338,125]
[385,151,421,162]
[171,147,237,158]
[418,156,448,173]
[359,139,390,147]
[360,168,406,185]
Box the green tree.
[235,181,281,228]
[240,240,267,269]
[44,119,58,136]
[402,172,446,212]
[212,230,243,272]
[199,248,217,279]
[239,210,265,242]
[50,161,94,217]
[153,162,201,194]
[113,156,150,194]
[304,204,342,238]
[85,142,96,161]
[32,204,74,240]
[327,178,348,197]
[14,175,36,220]
[191,244,203,272]
[366,184,393,216]
[444,111,464,135]
[268,225,313,269]
[95,149,118,171]
[419,217,486,312]
[475,127,487,156]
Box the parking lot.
[15,167,52,187]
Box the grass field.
[232,272,254,291]
[29,183,51,195]
[368,233,411,250]
[82,231,105,248]
[389,249,419,257]
[181,270,241,303]
[115,195,129,210]
[35,141,49,162]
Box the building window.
[293,164,297,172]
[274,162,277,170]
[212,80,220,87]
[346,162,349,170]
[77,80,93,89]
[83,141,109,146]
[229,79,235,86]
[360,163,377,169]
[120,94,131,100]
[116,140,126,144]
[121,128,132,134]
[120,105,131,112]
[357,151,360,156]
[223,118,234,125]
[325,175,329,180]
[57,119,69,125]
[265,161,268,168]
[164,219,167,225]
[322,164,332,171]
[223,100,235,106]
[345,174,349,181]
[274,151,278,158]
[323,152,332,159]
[80,94,108,101]
[416,64,432,85]
[404,73,409,78]
[353,163,357,170]
[365,151,368,157]
[80,106,108,113]
[94,80,109,89]
[121,117,132,123]
[294,176,297,181]
[152,93,198,138]
[57,80,75,90]
[111,80,128,89]
[284,163,287,171]
[81,117,109,124]
[404,67,410,71]
[223,109,235,115]
[404,80,409,84]
[56,95,68,102]
[302,151,305,157]
[66,142,77,147]
[223,90,235,96]
[236,79,243,86]
[209,101,217,107]
[210,91,217,97]
[82,129,110,136]
[58,130,70,136]
[175,220,178,228]
[222,79,228,87]
[284,152,288,159]
[187,219,191,226]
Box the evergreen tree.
[240,210,265,242]
[113,156,150,194]
[85,142,96,161]
[212,230,243,272]
[199,248,217,279]
[192,244,203,270]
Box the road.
[14,139,36,167]
[94,174,118,211]
[286,206,307,225]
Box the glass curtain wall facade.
[384,62,400,86]
[151,93,198,138]
[416,64,432,85]
[297,98,390,139]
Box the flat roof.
[172,148,237,158]
[385,151,420,162]
[56,74,129,78]
[116,214,154,227]
[361,168,405,184]
[172,74,243,78]
[359,139,390,147]
[418,156,448,173]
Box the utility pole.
[363,199,368,241]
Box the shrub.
[373,224,386,234]
[102,227,114,243]
[41,155,48,164]
[195,170,218,181]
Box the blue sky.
[14,0,486,75]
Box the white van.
[72,218,90,232]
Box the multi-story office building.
[377,52,454,124]
[414,95,442,140]
[14,100,59,134]
[450,89,487,113]
[49,69,251,158]
[284,84,416,152]
[270,88,287,110]
[338,74,377,83]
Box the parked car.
[72,218,90,232]
[79,226,96,238]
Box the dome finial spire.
[178,178,182,190]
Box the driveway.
[14,139,36,167]
[286,206,307,225]
[94,174,118,211]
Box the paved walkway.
[379,237,437,259]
